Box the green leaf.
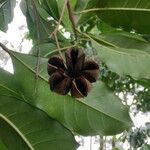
[75,0,89,11]
[138,79,150,90]
[57,0,72,32]
[44,0,60,20]
[0,68,19,98]
[143,144,150,150]
[87,34,150,79]
[76,0,99,25]
[0,49,132,136]
[30,42,73,58]
[0,140,7,150]
[30,42,57,57]
[93,32,150,54]
[20,0,52,42]
[70,0,78,9]
[97,21,117,33]
[40,0,76,32]
[36,6,50,22]
[0,0,16,31]
[77,0,150,34]
[20,0,66,43]
[0,96,78,150]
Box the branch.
[49,0,68,61]
[54,33,65,62]
[44,44,77,57]
[50,0,68,38]
[0,42,11,54]
[30,0,42,95]
[31,0,41,78]
[67,0,77,41]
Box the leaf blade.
[0,49,132,135]
[84,33,150,79]
[0,0,16,31]
[77,0,150,34]
[0,96,78,150]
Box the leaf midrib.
[0,113,34,150]
[0,84,131,126]
[75,7,150,14]
[0,1,7,8]
[87,33,150,54]
[79,99,131,126]
[0,84,19,96]
[82,32,150,56]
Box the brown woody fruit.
[47,48,99,98]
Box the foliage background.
[0,0,150,150]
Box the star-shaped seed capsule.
[47,48,99,98]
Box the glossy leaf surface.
[0,49,132,135]
[88,34,150,79]
[77,0,150,34]
[0,95,78,150]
